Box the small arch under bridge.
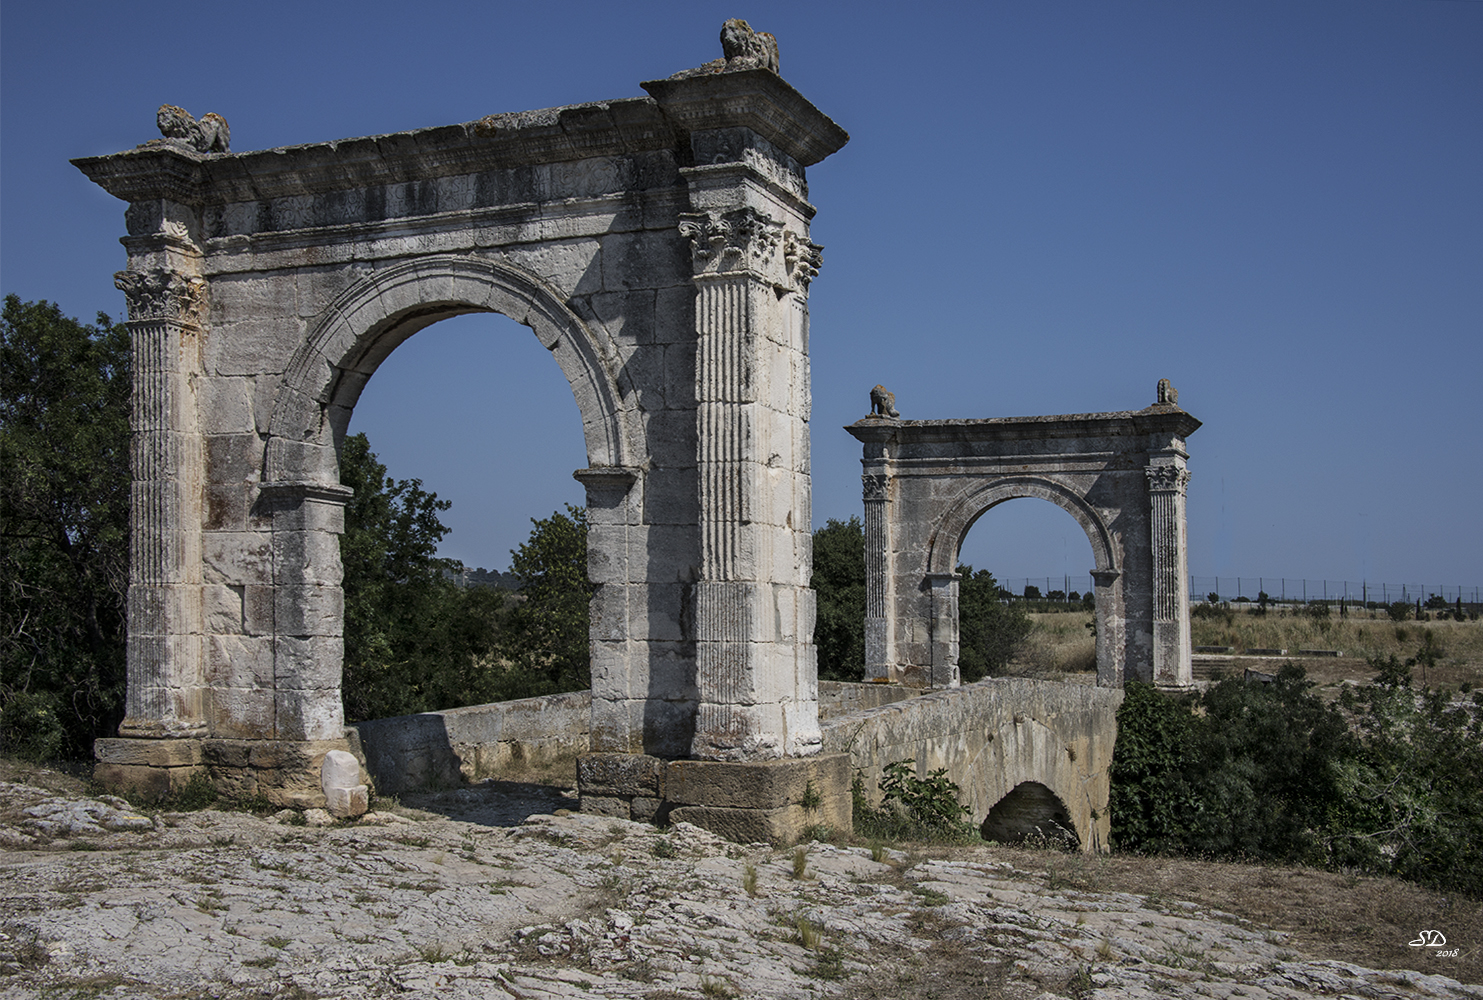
[821,678,1122,852]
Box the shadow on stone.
[395,778,578,827]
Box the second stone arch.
[846,382,1200,689]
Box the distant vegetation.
[338,433,592,722]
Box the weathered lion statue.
[156,105,231,153]
[870,385,900,419]
[672,19,781,78]
[719,18,780,73]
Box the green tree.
[0,296,130,759]
[811,517,866,681]
[339,433,510,721]
[501,505,592,692]
[957,564,1032,682]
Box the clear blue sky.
[4,1,1479,591]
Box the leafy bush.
[855,759,979,842]
[1111,661,1483,896]
[340,435,592,721]
[1386,600,1412,623]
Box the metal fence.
[993,575,1482,606]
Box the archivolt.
[927,476,1117,577]
[265,254,639,479]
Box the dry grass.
[1192,611,1483,693]
[923,840,1483,985]
[1007,611,1097,678]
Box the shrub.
[1386,600,1412,623]
[1112,663,1483,896]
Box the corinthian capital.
[783,229,823,291]
[1145,465,1191,494]
[679,208,782,277]
[114,269,207,325]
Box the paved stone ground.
[2,779,1479,999]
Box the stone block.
[209,687,275,739]
[203,531,273,586]
[205,634,274,688]
[94,737,204,767]
[275,688,344,741]
[204,484,250,531]
[578,794,632,819]
[271,530,344,586]
[206,433,261,484]
[600,231,688,292]
[208,319,298,377]
[588,696,649,754]
[665,754,851,811]
[203,584,244,634]
[243,585,276,635]
[321,749,362,788]
[274,584,343,637]
[630,796,665,823]
[93,762,204,802]
[325,784,369,818]
[577,752,664,797]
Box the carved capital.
[114,269,207,325]
[679,208,782,277]
[783,229,823,290]
[1145,465,1191,494]
[862,473,889,502]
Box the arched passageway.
[981,781,1077,847]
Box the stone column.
[259,481,352,740]
[1146,463,1194,687]
[573,467,641,753]
[926,572,961,689]
[862,472,893,682]
[114,265,208,739]
[682,206,821,760]
[1091,569,1125,687]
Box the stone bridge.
[355,679,1122,851]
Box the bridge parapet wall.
[820,679,1122,852]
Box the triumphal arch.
[847,381,1200,690]
[77,23,855,832]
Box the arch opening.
[981,781,1078,848]
[265,255,640,484]
[957,497,1098,679]
[343,311,589,571]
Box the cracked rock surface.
[1,779,1478,999]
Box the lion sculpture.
[719,18,780,73]
[870,385,900,419]
[156,105,231,154]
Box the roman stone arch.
[847,384,1200,689]
[77,32,851,808]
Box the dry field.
[1191,608,1483,694]
[1001,607,1483,695]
